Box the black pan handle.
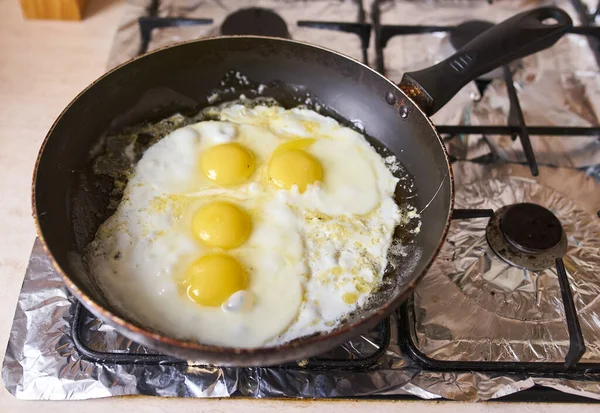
[399,7,572,116]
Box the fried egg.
[86,101,403,348]
[88,185,305,347]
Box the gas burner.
[221,7,290,38]
[501,203,563,252]
[486,202,568,271]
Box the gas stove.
[3,0,600,402]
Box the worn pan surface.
[32,7,571,365]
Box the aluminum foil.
[4,162,600,401]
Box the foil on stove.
[4,163,600,401]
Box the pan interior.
[34,37,452,354]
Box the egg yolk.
[200,143,255,185]
[183,254,248,307]
[192,201,251,249]
[268,139,322,192]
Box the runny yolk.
[268,139,322,192]
[182,253,248,307]
[192,201,251,249]
[200,143,255,185]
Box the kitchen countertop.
[0,0,597,411]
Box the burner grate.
[400,297,594,376]
[403,205,589,371]
[372,0,600,176]
[137,0,372,65]
[71,302,392,370]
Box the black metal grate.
[401,209,592,374]
[400,300,600,377]
[137,0,372,65]
[70,301,391,370]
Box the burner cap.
[221,8,290,38]
[500,203,563,253]
[486,203,568,271]
[449,20,494,50]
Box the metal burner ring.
[486,205,568,271]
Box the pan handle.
[399,7,572,116]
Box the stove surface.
[4,0,600,402]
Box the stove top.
[3,0,600,402]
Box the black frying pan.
[32,7,571,366]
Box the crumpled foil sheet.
[415,162,600,363]
[4,162,600,401]
[376,0,600,167]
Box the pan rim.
[31,35,455,364]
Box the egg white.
[87,102,403,348]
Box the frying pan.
[32,7,572,366]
